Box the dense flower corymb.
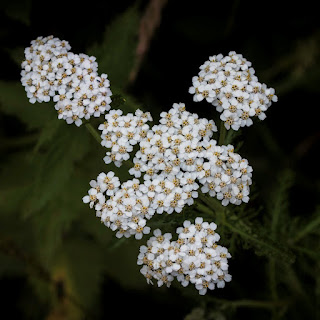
[105,103,253,207]
[21,35,112,126]
[137,217,232,295]
[83,173,152,240]
[189,51,278,130]
[83,103,253,239]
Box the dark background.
[0,0,319,319]
[2,0,318,193]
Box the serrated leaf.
[88,5,140,88]
[225,216,295,264]
[291,205,320,243]
[33,118,62,153]
[24,124,91,217]
[30,172,97,264]
[0,81,54,130]
[0,152,35,215]
[267,169,295,239]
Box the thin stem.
[84,121,134,169]
[269,259,279,299]
[198,192,222,213]
[85,123,102,145]
[206,296,288,310]
[269,182,280,318]
[291,214,320,244]
[196,202,214,215]
[197,193,295,261]
[218,121,227,145]
[229,299,287,309]
[292,245,320,259]
[223,221,267,251]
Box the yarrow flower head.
[21,35,112,126]
[189,51,278,130]
[137,217,232,295]
[82,172,152,240]
[83,103,253,239]
[126,103,252,208]
[98,109,153,167]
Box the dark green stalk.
[218,121,227,145]
[85,123,102,145]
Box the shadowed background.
[0,0,319,319]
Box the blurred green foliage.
[0,1,319,320]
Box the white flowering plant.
[19,33,281,294]
[0,3,319,320]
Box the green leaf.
[0,152,35,215]
[267,169,295,239]
[87,5,140,88]
[224,216,296,264]
[33,118,62,153]
[0,81,54,130]
[52,236,105,310]
[24,124,91,217]
[5,47,25,66]
[291,205,320,243]
[2,0,31,25]
[196,194,296,263]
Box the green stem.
[229,299,287,309]
[269,183,280,315]
[198,192,223,213]
[197,192,295,262]
[85,123,102,145]
[218,121,227,145]
[196,202,214,215]
[84,122,134,169]
[224,221,268,251]
[269,259,278,299]
[292,245,320,259]
[291,213,320,244]
[206,296,288,310]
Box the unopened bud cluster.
[138,218,232,295]
[21,36,112,126]
[189,51,278,130]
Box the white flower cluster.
[83,171,153,240]
[98,109,152,167]
[137,217,232,295]
[189,51,278,130]
[83,103,252,241]
[129,103,252,207]
[21,35,112,126]
[199,144,252,206]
